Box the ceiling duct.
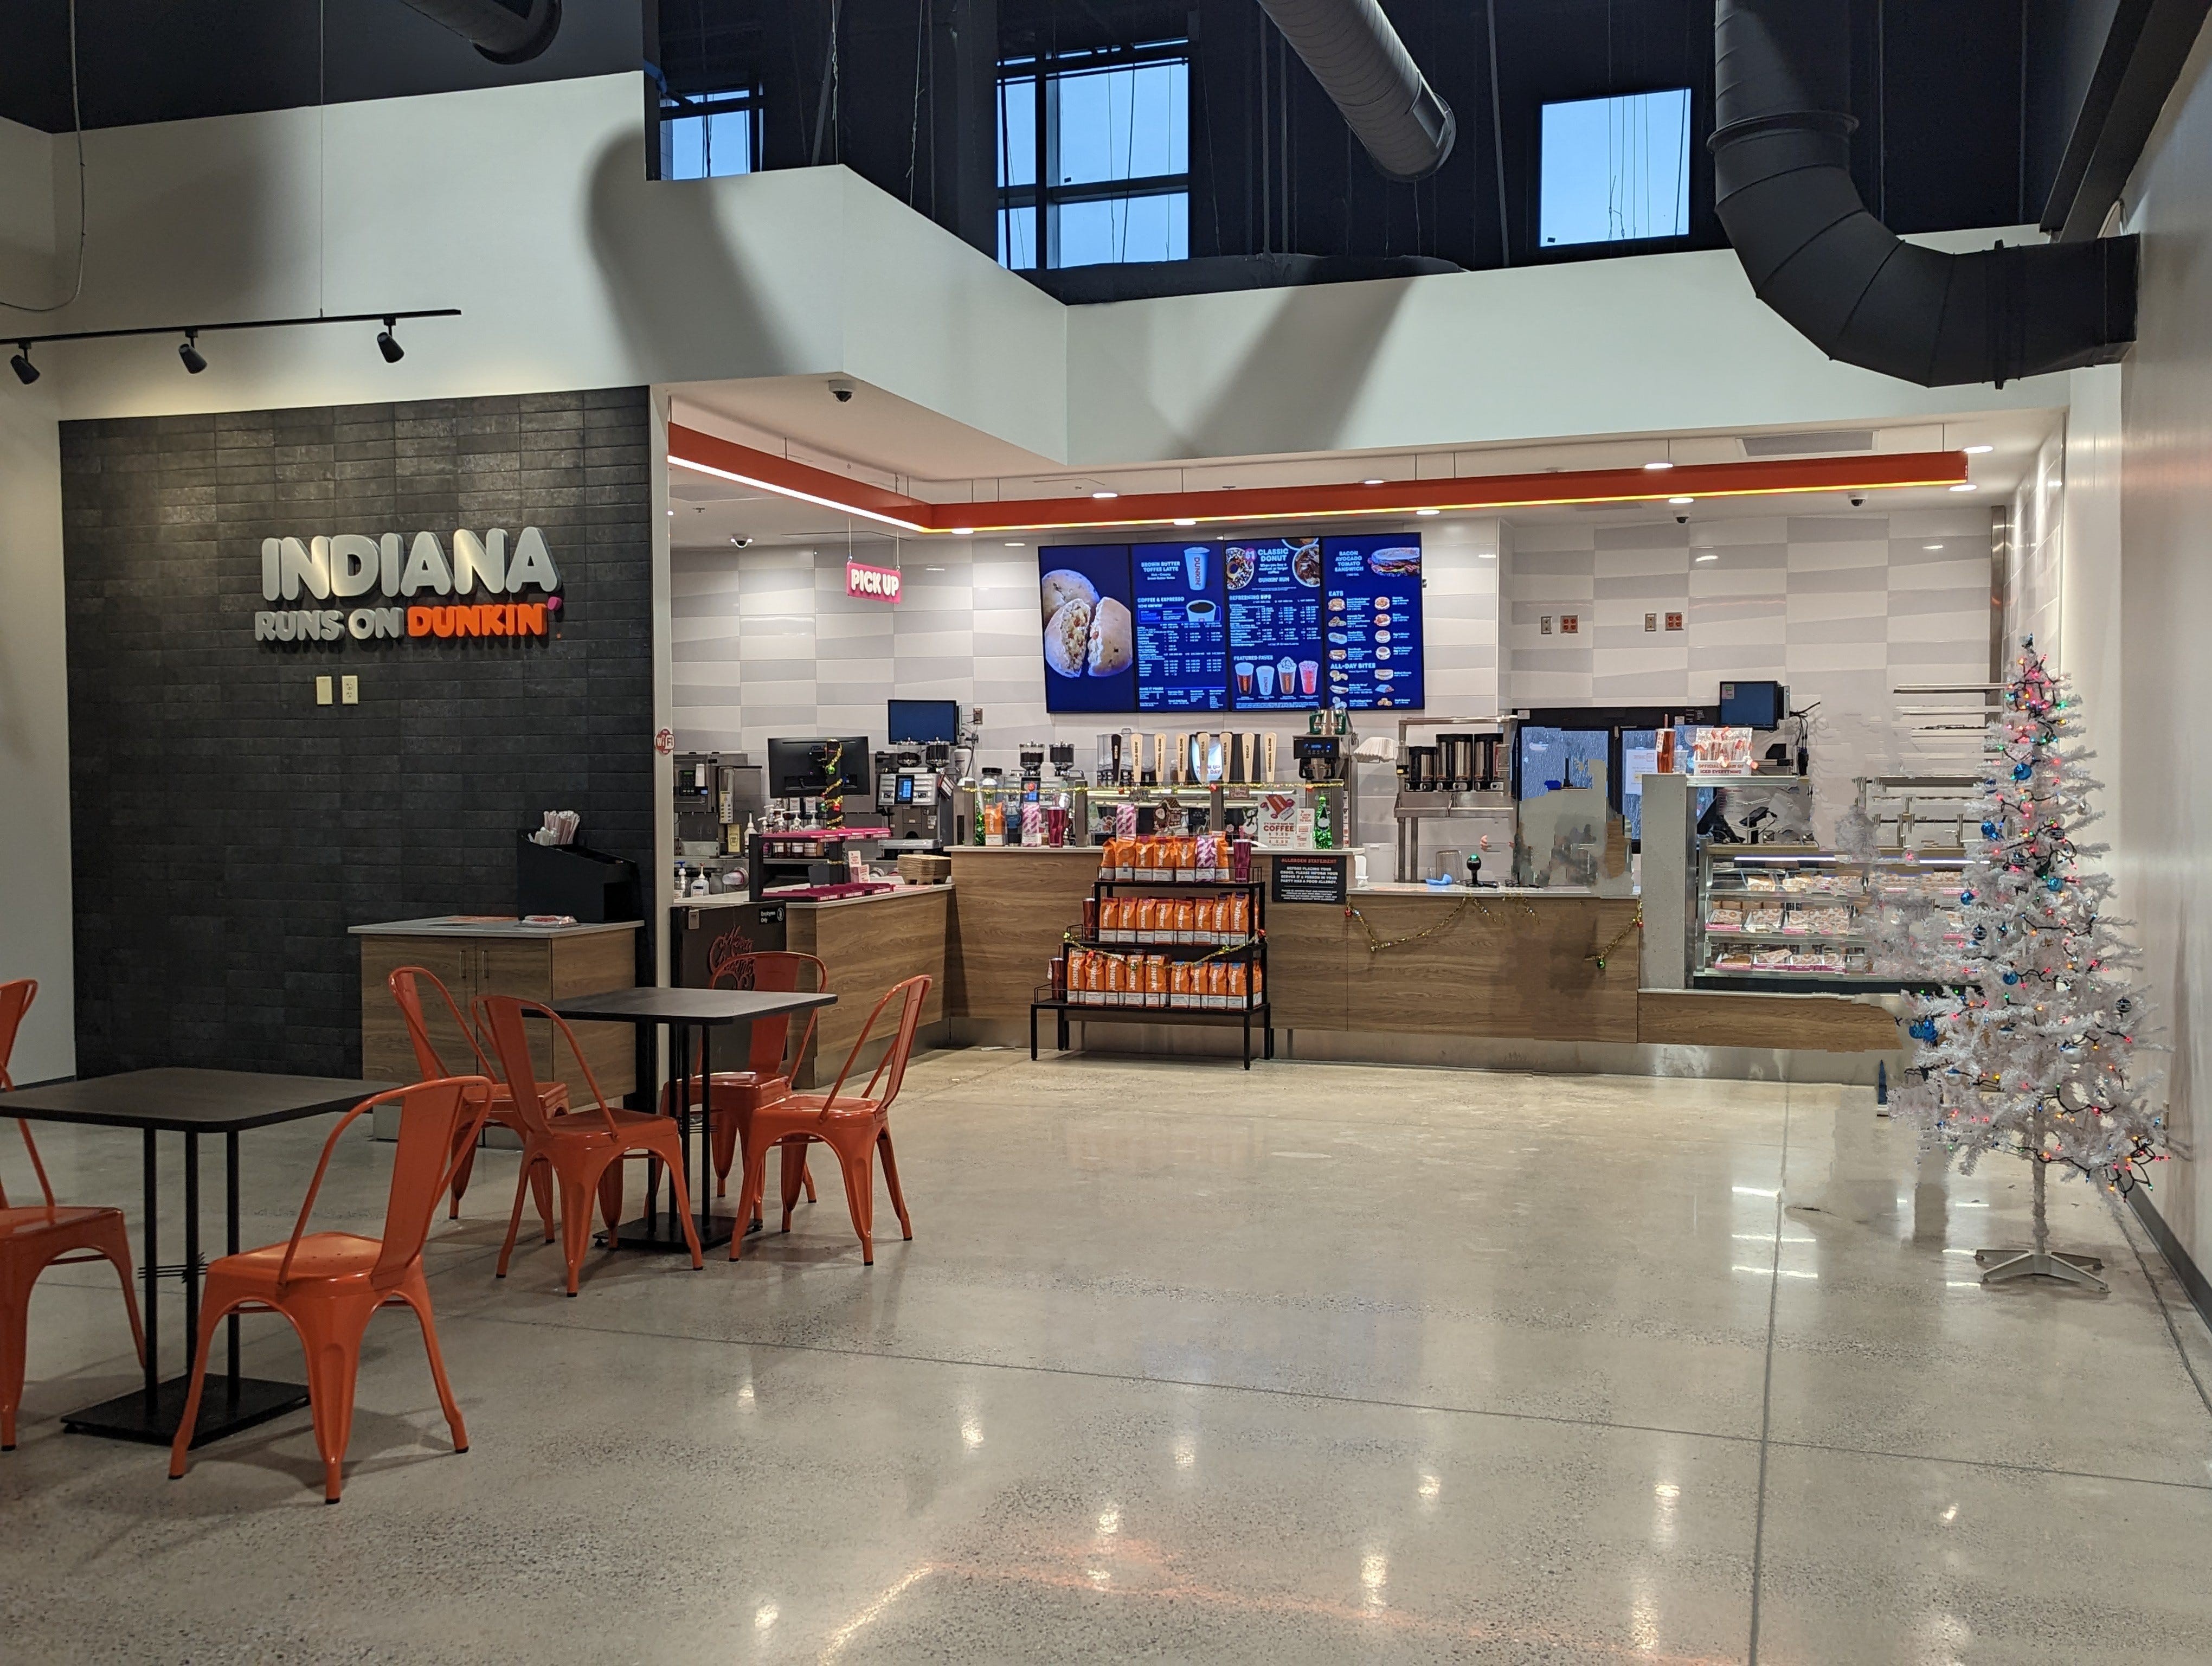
[1253,0,1456,182]
[1710,0,2137,387]
[397,0,562,63]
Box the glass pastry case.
[1695,844,1967,991]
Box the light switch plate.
[341,675,359,705]
[315,675,333,706]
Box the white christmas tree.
[1888,638,2162,1289]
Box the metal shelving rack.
[1030,876,1273,1068]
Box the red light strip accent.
[668,424,1969,535]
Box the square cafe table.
[0,1068,396,1446]
[549,986,837,1252]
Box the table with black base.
[0,1068,397,1447]
[550,987,838,1253]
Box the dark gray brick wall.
[61,388,654,1077]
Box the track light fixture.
[1,309,458,390]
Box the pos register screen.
[1040,535,1423,713]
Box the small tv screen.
[1719,681,1785,729]
[888,698,959,745]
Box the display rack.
[1694,844,1967,992]
[1030,876,1273,1068]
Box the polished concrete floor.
[4,1050,2211,1663]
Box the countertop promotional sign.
[1040,535,1423,713]
[251,527,563,645]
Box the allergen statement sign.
[1270,854,1347,905]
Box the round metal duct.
[1254,0,1456,182]
[398,0,562,65]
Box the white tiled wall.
[1501,509,1995,837]
[2007,432,2065,661]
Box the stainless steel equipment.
[1393,716,1516,882]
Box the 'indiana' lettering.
[262,527,562,601]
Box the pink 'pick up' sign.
[845,559,902,603]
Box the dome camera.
[1849,494,1865,507]
[1675,513,1689,525]
[828,377,856,403]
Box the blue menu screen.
[1321,535,1425,710]
[1133,542,1227,712]
[1038,546,1136,714]
[1225,536,1325,710]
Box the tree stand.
[1975,1144,2106,1291]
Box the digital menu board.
[1038,534,1424,712]
[1133,542,1227,712]
[1038,546,1136,713]
[1225,536,1325,710]
[1321,535,1425,710]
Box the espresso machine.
[874,747,956,850]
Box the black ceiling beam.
[2042,0,2212,240]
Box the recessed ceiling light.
[1695,552,1718,562]
[1091,490,1118,500]
[666,509,674,516]
[951,527,974,535]
[1643,460,1674,471]
[1949,483,1979,492]
[925,566,946,572]
[1004,540,1027,547]
[1924,543,1944,550]
[1362,478,1384,486]
[1173,518,1197,527]
[1669,496,1694,505]
[1415,508,1439,516]
[1963,444,1994,454]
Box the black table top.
[0,1069,401,1133]
[551,988,839,1026]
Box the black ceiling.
[0,0,644,132]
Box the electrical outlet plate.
[315,675,333,706]
[341,675,359,705]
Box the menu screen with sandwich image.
[1225,536,1326,710]
[1038,547,1137,713]
[1321,535,1425,710]
[1132,542,1228,711]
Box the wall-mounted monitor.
[1038,535,1426,712]
[1133,542,1227,711]
[1039,547,1136,713]
[1321,534,1424,710]
[887,698,960,745]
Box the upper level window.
[1539,88,1693,248]
[661,86,761,181]
[999,47,1190,270]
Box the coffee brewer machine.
[874,747,956,850]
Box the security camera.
[828,378,856,403]
[1849,495,1865,507]
[1675,514,1689,525]
[728,536,753,548]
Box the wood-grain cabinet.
[353,920,640,1106]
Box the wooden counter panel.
[1336,895,1642,1042]
[1258,899,1349,1027]
[1637,990,1901,1053]
[946,851,1096,1018]
[788,889,950,1078]
[358,931,636,1104]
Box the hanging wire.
[4,0,87,313]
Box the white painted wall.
[0,118,73,1080]
[2110,16,2212,1272]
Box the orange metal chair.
[660,951,827,1201]
[0,978,146,1450]
[387,965,567,1223]
[475,995,704,1294]
[167,1076,487,1503]
[730,976,930,1266]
